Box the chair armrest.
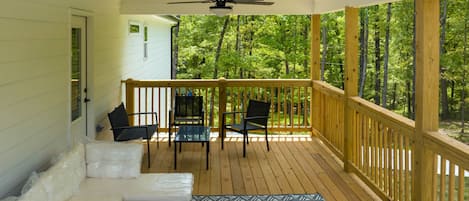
[111,125,150,130]
[223,111,246,115]
[244,116,269,121]
[128,112,157,116]
[128,112,158,125]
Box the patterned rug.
[192,194,325,201]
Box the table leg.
[174,140,177,170]
[206,141,209,170]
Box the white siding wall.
[0,0,173,197]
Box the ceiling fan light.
[209,6,232,17]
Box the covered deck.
[117,1,469,201]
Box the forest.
[172,0,469,143]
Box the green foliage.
[176,15,311,79]
[175,0,469,141]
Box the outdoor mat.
[192,194,325,201]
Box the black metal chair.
[222,99,271,157]
[108,103,158,168]
[169,96,204,147]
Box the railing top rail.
[424,131,469,168]
[313,80,345,100]
[124,79,220,87]
[122,79,313,88]
[348,96,416,136]
[225,79,312,87]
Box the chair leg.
[156,128,159,149]
[147,138,151,168]
[221,117,225,150]
[246,132,249,144]
[243,131,247,158]
[168,126,172,147]
[265,129,270,151]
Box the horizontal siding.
[0,0,67,23]
[0,19,68,41]
[0,39,68,63]
[0,0,172,197]
[0,56,67,87]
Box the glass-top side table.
[174,126,210,170]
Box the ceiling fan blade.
[168,0,213,4]
[232,2,274,5]
[229,0,274,5]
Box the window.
[71,28,82,121]
[128,21,141,35]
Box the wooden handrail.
[313,80,345,100]
[424,131,469,168]
[124,79,220,87]
[122,79,312,88]
[225,79,312,87]
[348,96,415,136]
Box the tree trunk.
[235,15,241,79]
[321,25,328,81]
[303,16,309,76]
[407,81,412,118]
[440,0,450,119]
[382,3,391,108]
[391,82,397,110]
[374,5,381,105]
[359,9,369,97]
[462,74,467,135]
[209,17,230,126]
[461,13,468,135]
[172,21,180,79]
[340,59,345,89]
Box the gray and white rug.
[192,194,325,201]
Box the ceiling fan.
[167,0,275,16]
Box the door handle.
[84,98,91,103]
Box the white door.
[71,16,88,144]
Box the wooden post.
[125,78,135,125]
[414,0,439,200]
[311,14,321,136]
[218,78,227,137]
[343,7,359,172]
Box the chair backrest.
[246,100,271,126]
[108,103,130,139]
[174,96,204,117]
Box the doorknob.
[84,98,91,103]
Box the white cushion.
[33,144,86,201]
[76,173,193,201]
[85,142,142,179]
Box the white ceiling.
[120,0,398,15]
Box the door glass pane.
[71,28,81,121]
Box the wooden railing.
[123,79,313,133]
[348,96,415,201]
[123,78,469,201]
[312,80,469,201]
[424,131,469,201]
[312,81,345,159]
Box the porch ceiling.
[120,0,397,15]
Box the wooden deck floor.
[139,135,379,201]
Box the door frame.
[69,9,95,146]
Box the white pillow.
[40,143,86,201]
[85,142,143,179]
